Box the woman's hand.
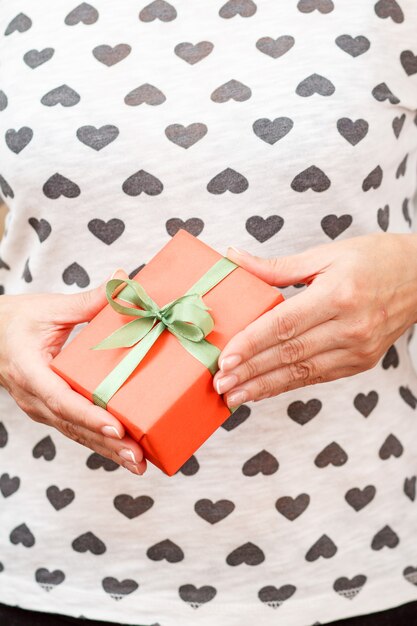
[0,269,147,475]
[213,232,417,408]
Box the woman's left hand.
[213,232,417,408]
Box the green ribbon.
[90,257,239,413]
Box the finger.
[19,356,127,440]
[226,245,328,287]
[218,281,338,373]
[213,319,346,394]
[48,268,129,326]
[52,417,147,474]
[222,349,361,407]
[11,388,146,472]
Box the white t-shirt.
[1,1,417,625]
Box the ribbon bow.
[90,257,238,411]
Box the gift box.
[50,229,284,476]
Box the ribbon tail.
[175,335,239,415]
[92,321,166,409]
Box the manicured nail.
[101,425,122,439]
[226,389,248,407]
[228,246,251,256]
[109,267,124,280]
[215,374,238,395]
[123,461,144,475]
[219,354,242,371]
[119,448,138,465]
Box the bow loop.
[92,280,215,350]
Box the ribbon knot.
[91,278,215,351]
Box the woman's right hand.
[0,268,147,476]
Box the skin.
[213,232,417,408]
[0,268,147,476]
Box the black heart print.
[114,494,154,519]
[147,539,184,562]
[378,434,403,459]
[93,44,131,66]
[102,577,138,599]
[178,584,216,608]
[65,3,99,25]
[321,214,353,239]
[335,35,370,57]
[72,531,106,555]
[337,118,369,145]
[245,215,284,242]
[166,218,204,237]
[258,584,297,608]
[399,385,417,409]
[46,486,75,511]
[275,494,310,520]
[28,217,52,242]
[10,523,35,547]
[194,499,235,524]
[333,575,367,600]
[124,84,166,106]
[41,84,80,107]
[0,473,20,498]
[404,477,416,501]
[24,48,55,68]
[88,218,125,244]
[297,0,334,13]
[305,534,337,561]
[207,168,249,194]
[372,82,400,104]
[287,399,322,425]
[374,0,404,23]
[242,450,279,476]
[32,436,56,461]
[345,485,376,511]
[371,525,399,550]
[139,1,177,23]
[211,80,252,103]
[296,73,335,97]
[62,262,90,288]
[353,391,378,417]
[219,0,257,18]
[76,125,119,150]
[256,36,295,59]
[221,404,251,430]
[35,568,65,591]
[174,42,214,64]
[226,541,265,566]
[314,442,348,467]
[291,166,331,192]
[122,170,163,195]
[43,173,80,199]
[86,453,120,471]
[5,13,32,36]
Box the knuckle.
[256,375,274,398]
[244,331,261,357]
[57,418,80,442]
[332,282,357,311]
[288,360,314,383]
[273,313,298,342]
[241,357,259,379]
[346,318,374,342]
[43,391,65,418]
[279,337,306,364]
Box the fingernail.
[228,246,251,256]
[215,374,238,395]
[219,354,242,371]
[123,461,144,475]
[119,448,138,465]
[109,268,124,280]
[227,389,248,407]
[101,425,122,439]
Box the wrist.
[396,232,417,326]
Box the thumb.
[225,246,321,287]
[55,268,129,324]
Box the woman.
[0,1,417,625]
